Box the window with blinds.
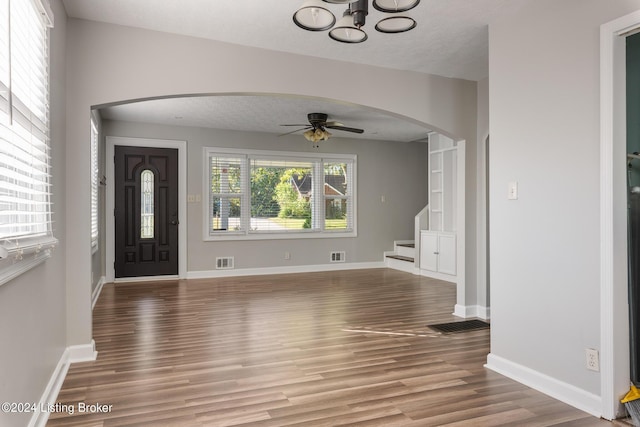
[90,117,99,250]
[0,0,56,284]
[204,148,356,240]
[208,155,245,232]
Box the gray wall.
[102,119,428,272]
[489,0,640,403]
[65,18,478,347]
[0,1,68,426]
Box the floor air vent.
[216,257,234,270]
[427,319,490,334]
[330,251,346,263]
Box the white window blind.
[208,155,245,233]
[90,118,99,249]
[0,0,56,284]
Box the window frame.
[0,0,56,286]
[203,147,357,241]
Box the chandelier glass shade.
[329,12,368,43]
[375,15,416,33]
[372,0,420,13]
[293,0,337,31]
[293,0,418,43]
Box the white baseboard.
[28,340,97,427]
[28,348,71,427]
[485,353,602,417]
[419,269,456,283]
[384,254,418,274]
[91,276,105,309]
[453,304,491,319]
[187,261,386,279]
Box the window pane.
[210,156,242,194]
[140,169,154,239]
[324,162,350,230]
[0,0,52,242]
[209,154,244,234]
[250,159,313,231]
[211,196,241,231]
[325,199,348,230]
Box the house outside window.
[204,148,356,240]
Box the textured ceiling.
[64,0,531,141]
[62,0,530,81]
[99,95,432,143]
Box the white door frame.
[600,10,640,420]
[105,136,188,282]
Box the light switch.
[508,181,518,200]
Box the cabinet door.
[420,232,439,272]
[438,234,456,275]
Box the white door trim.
[105,136,188,282]
[600,10,640,420]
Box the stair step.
[397,243,415,249]
[386,254,414,263]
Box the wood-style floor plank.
[47,269,624,426]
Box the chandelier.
[293,0,419,44]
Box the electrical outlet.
[586,348,600,372]
[284,252,291,260]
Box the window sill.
[204,230,356,241]
[0,237,58,287]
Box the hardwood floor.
[48,269,620,426]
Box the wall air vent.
[330,251,346,263]
[216,257,234,270]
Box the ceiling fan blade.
[280,124,310,127]
[325,124,364,134]
[278,126,311,137]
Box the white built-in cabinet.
[422,134,457,278]
[420,231,456,275]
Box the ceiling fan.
[280,112,364,146]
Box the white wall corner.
[68,339,98,363]
[477,305,491,320]
[485,353,602,418]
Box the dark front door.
[114,146,179,278]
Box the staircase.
[385,241,417,273]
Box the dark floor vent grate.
[427,319,490,334]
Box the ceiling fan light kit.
[293,0,419,43]
[281,112,364,147]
